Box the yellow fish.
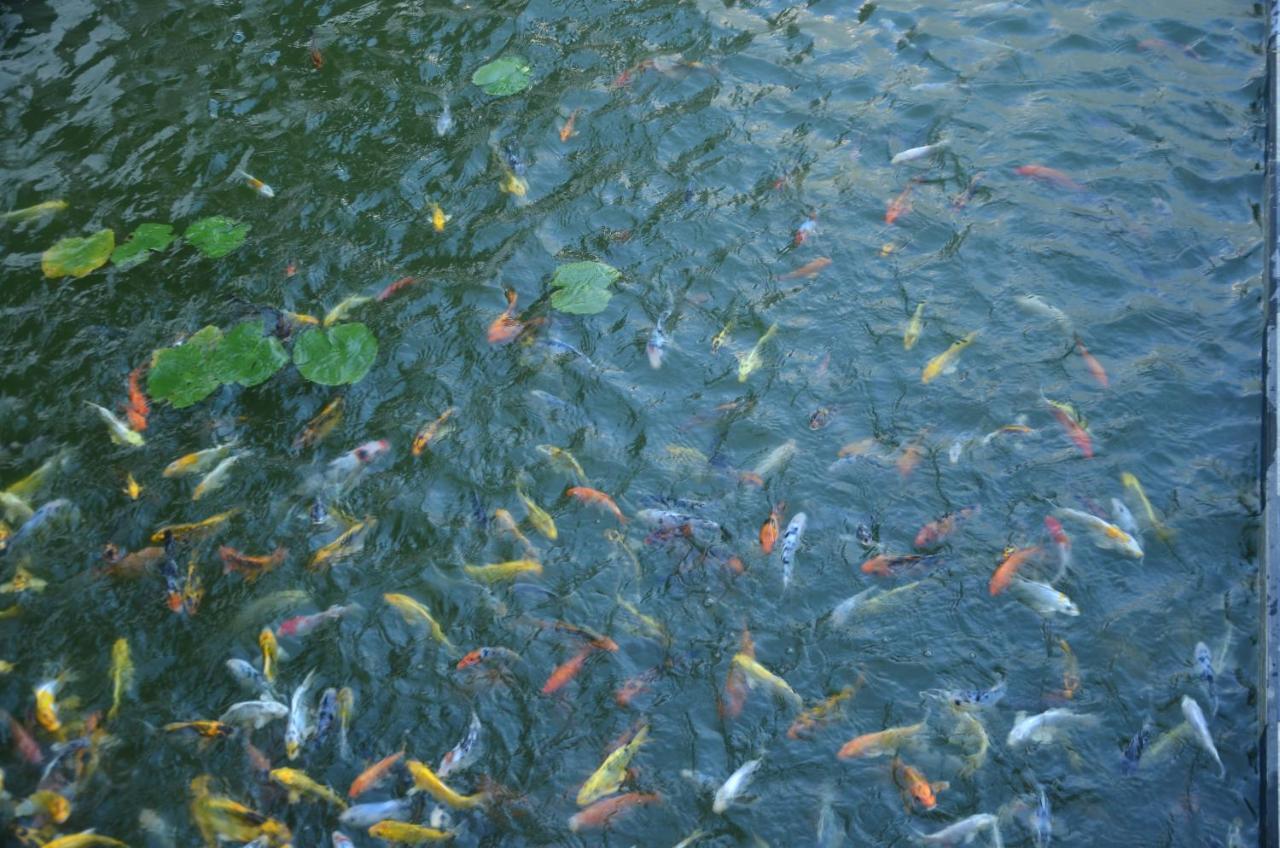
[107,638,133,721]
[40,832,127,848]
[516,483,557,541]
[123,473,143,500]
[150,509,239,543]
[323,294,373,327]
[384,593,453,648]
[406,759,489,808]
[190,774,293,847]
[162,443,237,478]
[922,331,978,384]
[737,323,778,383]
[34,673,73,734]
[430,202,450,233]
[308,517,375,569]
[15,789,71,824]
[787,681,862,739]
[5,452,66,501]
[412,407,457,457]
[294,396,344,450]
[903,302,925,350]
[0,567,47,594]
[614,596,668,643]
[536,444,587,484]
[1,199,68,223]
[270,767,347,808]
[259,629,279,683]
[1121,471,1173,540]
[711,318,734,352]
[0,660,14,673]
[369,820,454,843]
[463,560,543,583]
[499,167,528,197]
[731,652,802,709]
[577,723,649,806]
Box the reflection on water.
[0,0,1266,845]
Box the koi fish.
[35,673,71,734]
[192,453,243,501]
[914,506,977,549]
[271,767,347,808]
[1195,641,1218,715]
[277,603,359,639]
[122,473,143,500]
[464,559,543,582]
[309,32,323,69]
[163,442,238,478]
[647,309,671,369]
[411,407,456,456]
[1122,718,1153,775]
[375,276,419,302]
[232,168,276,199]
[1009,578,1079,616]
[347,751,404,798]
[436,88,453,137]
[860,553,926,576]
[430,202,449,233]
[406,759,489,809]
[737,323,778,382]
[921,331,978,383]
[794,213,818,246]
[163,720,235,740]
[711,318,734,352]
[1,199,67,223]
[41,832,128,848]
[759,502,785,554]
[1074,336,1109,387]
[259,628,279,683]
[1054,507,1143,557]
[788,682,862,739]
[1182,695,1224,776]
[285,669,317,760]
[225,658,275,696]
[577,724,650,805]
[779,512,807,588]
[928,678,1007,713]
[917,814,1002,845]
[837,718,927,759]
[781,257,832,280]
[384,593,453,647]
[713,757,762,813]
[107,638,133,721]
[324,295,373,327]
[885,183,913,224]
[219,546,286,582]
[516,482,557,540]
[1044,516,1071,574]
[125,364,149,432]
[492,508,537,557]
[559,108,581,142]
[903,302,925,350]
[0,565,48,593]
[893,757,947,810]
[1111,497,1140,539]
[437,711,483,777]
[218,699,289,730]
[1044,398,1092,458]
[1014,294,1074,336]
[1058,638,1081,700]
[542,645,594,694]
[1014,164,1083,191]
[809,405,835,429]
[989,546,1042,595]
[1007,709,1097,747]
[566,486,626,523]
[294,397,344,449]
[308,517,376,569]
[568,792,660,831]
[891,141,947,164]
[85,402,145,447]
[488,289,524,344]
[340,798,414,828]
[615,668,659,707]
[367,821,453,843]
[4,708,42,763]
[732,652,802,709]
[1120,471,1172,540]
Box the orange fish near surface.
[412,407,456,457]
[376,276,418,302]
[348,750,404,798]
[780,257,832,280]
[1014,164,1084,191]
[559,108,581,142]
[309,33,324,69]
[988,545,1042,596]
[542,645,595,695]
[885,183,913,225]
[568,792,661,832]
[219,546,287,582]
[125,364,149,432]
[759,502,785,554]
[860,553,924,577]
[914,506,978,549]
[1074,336,1109,388]
[488,289,524,345]
[565,487,627,523]
[1049,408,1093,458]
[893,758,947,810]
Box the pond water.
[0,0,1268,845]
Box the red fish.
[568,792,661,831]
[885,183,913,225]
[1049,408,1093,458]
[914,507,978,549]
[376,276,418,302]
[1074,336,1109,388]
[1014,165,1084,192]
[125,364,149,432]
[487,289,524,345]
[542,645,595,694]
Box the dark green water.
[0,0,1267,845]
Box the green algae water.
[0,0,1267,845]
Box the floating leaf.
[211,320,288,387]
[111,223,175,269]
[471,56,532,96]
[548,261,622,315]
[41,229,115,278]
[147,325,223,408]
[293,323,378,386]
[185,216,249,258]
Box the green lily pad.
[147,325,224,408]
[41,229,115,278]
[293,323,378,386]
[185,216,250,258]
[471,56,532,96]
[548,260,622,315]
[211,319,288,387]
[111,223,175,269]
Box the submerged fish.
[1181,695,1224,777]
[737,323,778,382]
[921,332,978,383]
[578,724,650,806]
[916,814,1002,846]
[164,442,237,478]
[903,302,925,350]
[647,310,671,369]
[1006,709,1096,747]
[779,512,807,588]
[712,757,762,813]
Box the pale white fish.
[437,710,483,778]
[1008,578,1079,617]
[779,512,807,588]
[1007,709,1097,747]
[285,668,317,759]
[915,813,1002,846]
[1180,695,1224,777]
[219,699,288,729]
[0,491,33,524]
[816,783,843,848]
[753,438,797,478]
[1013,294,1073,335]
[1194,640,1218,715]
[713,757,763,813]
[1053,507,1143,558]
[192,453,244,501]
[831,587,878,627]
[1110,498,1140,539]
[647,309,672,369]
[436,89,454,137]
[339,797,415,828]
[85,402,145,447]
[1032,785,1051,848]
[891,140,947,164]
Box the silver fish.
[192,453,243,501]
[339,797,415,828]
[436,93,454,137]
[1008,578,1080,617]
[1110,498,1140,539]
[1122,717,1152,774]
[916,814,1002,846]
[712,757,762,814]
[219,699,288,729]
[779,512,807,588]
[1194,641,1218,715]
[331,833,355,848]
[285,669,317,759]
[1007,709,1096,747]
[226,659,275,697]
[647,310,671,369]
[1180,695,1224,777]
[815,784,843,848]
[437,711,483,778]
[635,509,720,533]
[890,141,947,164]
[1,498,74,556]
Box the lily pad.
[548,260,622,315]
[147,325,224,408]
[42,229,115,278]
[211,319,288,387]
[293,323,378,386]
[111,223,175,269]
[471,56,532,96]
[185,216,250,258]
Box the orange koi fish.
[885,183,913,225]
[219,546,286,582]
[125,364,149,432]
[1014,164,1084,191]
[781,257,831,280]
[348,750,404,798]
[759,502,785,554]
[988,545,1042,596]
[411,407,456,457]
[914,506,978,549]
[615,668,659,708]
[565,487,626,524]
[1048,408,1093,458]
[568,792,661,832]
[860,553,925,577]
[1074,336,1109,388]
[559,108,581,142]
[309,33,324,69]
[893,757,948,810]
[542,645,595,694]
[376,276,418,302]
[487,289,523,345]
[837,718,927,759]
